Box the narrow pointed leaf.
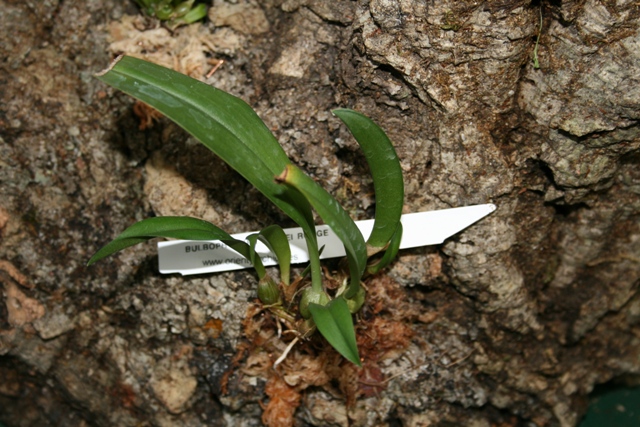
[96,56,320,283]
[257,225,291,285]
[179,3,208,23]
[309,297,361,366]
[88,237,149,266]
[277,164,367,298]
[366,222,403,275]
[246,234,267,280]
[87,216,249,266]
[332,109,404,252]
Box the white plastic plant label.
[157,204,496,275]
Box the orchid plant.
[88,56,404,365]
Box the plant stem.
[305,230,324,293]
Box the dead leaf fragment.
[0,260,33,289]
[262,375,301,427]
[5,282,45,327]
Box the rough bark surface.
[1,0,639,426]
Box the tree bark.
[1,1,639,426]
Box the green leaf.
[366,222,403,275]
[257,225,291,286]
[177,3,207,24]
[309,297,361,366]
[96,56,322,286]
[87,216,249,266]
[277,164,367,298]
[96,57,305,223]
[246,234,267,280]
[332,109,404,253]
